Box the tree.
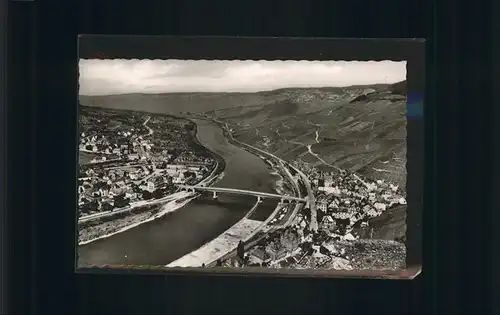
[94,181,106,190]
[114,193,130,208]
[265,241,282,261]
[79,204,90,215]
[237,241,245,260]
[142,190,153,200]
[153,188,164,199]
[88,200,98,212]
[131,183,140,193]
[102,202,113,212]
[316,210,325,223]
[164,183,175,194]
[280,229,300,253]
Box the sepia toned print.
[77,59,408,271]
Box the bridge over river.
[178,185,308,205]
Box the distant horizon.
[78,81,406,97]
[79,59,407,96]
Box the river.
[78,119,280,266]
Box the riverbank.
[167,216,263,267]
[78,191,196,245]
[189,118,227,178]
[78,164,228,246]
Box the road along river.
[78,119,281,267]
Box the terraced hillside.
[210,81,408,190]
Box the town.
[78,107,217,218]
[219,156,407,270]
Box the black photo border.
[75,35,425,279]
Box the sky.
[79,59,407,95]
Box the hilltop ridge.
[79,81,406,114]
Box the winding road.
[220,121,318,232]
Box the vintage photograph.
[77,59,408,271]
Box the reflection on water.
[78,119,279,266]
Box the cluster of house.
[164,164,209,184]
[308,170,406,233]
[149,118,195,146]
[79,127,154,163]
[228,227,331,269]
[80,133,112,153]
[78,166,156,210]
[256,136,272,149]
[172,151,212,165]
[221,160,407,269]
[77,162,213,215]
[77,114,218,216]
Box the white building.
[318,185,341,196]
[127,193,138,200]
[147,181,155,192]
[165,169,179,177]
[166,164,188,171]
[324,175,333,187]
[128,154,139,160]
[321,215,336,230]
[328,199,339,209]
[99,188,109,197]
[318,201,327,212]
[172,173,186,184]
